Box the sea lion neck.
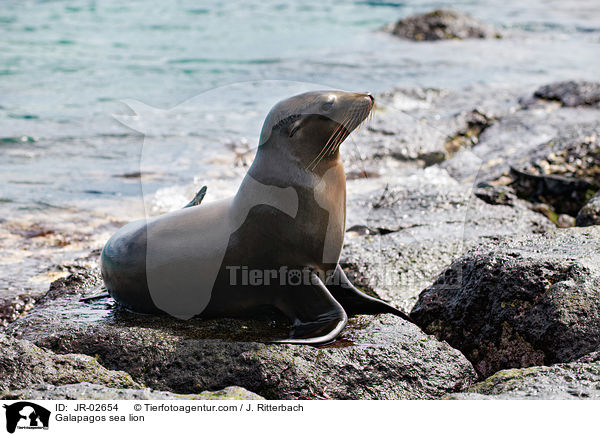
[248,137,318,189]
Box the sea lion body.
[102,90,410,344]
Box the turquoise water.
[1,0,600,211]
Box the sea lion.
[101,90,411,345]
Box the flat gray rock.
[411,227,600,378]
[0,333,139,392]
[444,103,600,184]
[6,271,476,400]
[447,351,600,400]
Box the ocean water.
[1,0,599,295]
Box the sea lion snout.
[254,90,374,171]
[258,90,373,145]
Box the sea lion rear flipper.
[183,186,207,208]
[326,264,413,323]
[271,272,347,346]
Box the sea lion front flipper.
[79,285,110,302]
[183,186,207,208]
[271,272,347,346]
[326,264,413,323]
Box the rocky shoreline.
[2,78,599,400]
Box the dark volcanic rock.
[576,191,600,226]
[0,333,139,392]
[534,81,600,107]
[1,383,263,400]
[388,9,500,41]
[410,227,600,378]
[509,167,597,217]
[474,184,518,206]
[6,270,476,400]
[41,264,103,302]
[448,351,600,399]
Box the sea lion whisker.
[320,114,351,153]
[307,114,351,170]
[324,116,352,157]
[328,121,352,156]
[315,117,350,166]
[306,117,347,169]
[306,125,342,170]
[323,112,354,161]
[328,111,362,155]
[327,112,356,150]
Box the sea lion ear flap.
[288,117,306,138]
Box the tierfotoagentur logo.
[3,402,50,434]
[227,266,340,286]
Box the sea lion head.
[258,90,374,170]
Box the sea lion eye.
[321,101,334,112]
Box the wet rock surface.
[6,270,476,400]
[1,383,263,400]
[388,9,501,41]
[447,351,600,399]
[411,227,600,378]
